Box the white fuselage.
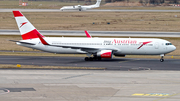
[60,5,97,11]
[17,37,176,55]
[60,0,101,11]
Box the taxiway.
[1,9,180,12]
[0,69,180,101]
[1,30,180,37]
[0,55,179,70]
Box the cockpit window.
[166,43,172,45]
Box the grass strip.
[0,64,106,70]
[2,12,180,32]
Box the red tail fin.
[13,11,44,40]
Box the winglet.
[95,0,101,7]
[85,30,92,38]
[37,34,49,45]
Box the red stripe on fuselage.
[21,29,44,40]
[13,11,23,17]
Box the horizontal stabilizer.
[9,40,36,45]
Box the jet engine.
[97,50,113,58]
[113,52,126,57]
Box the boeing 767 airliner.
[11,11,176,62]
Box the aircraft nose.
[172,45,176,51]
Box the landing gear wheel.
[89,57,93,61]
[85,57,89,61]
[160,59,164,62]
[160,54,164,62]
[84,57,102,61]
[84,57,93,61]
[97,57,101,61]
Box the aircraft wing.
[48,44,118,53]
[37,34,119,53]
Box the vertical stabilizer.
[95,0,101,7]
[13,11,44,40]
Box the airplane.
[11,11,176,62]
[60,0,101,11]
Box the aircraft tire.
[89,57,93,61]
[85,57,89,61]
[97,57,101,61]
[84,57,101,61]
[160,59,164,62]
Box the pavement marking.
[129,67,151,71]
[62,74,92,79]
[132,93,169,97]
[5,88,36,92]
[153,93,180,101]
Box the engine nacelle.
[113,53,126,57]
[114,54,126,57]
[97,50,113,58]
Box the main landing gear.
[84,57,101,61]
[160,54,164,62]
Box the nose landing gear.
[160,54,164,62]
[160,58,164,62]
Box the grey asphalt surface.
[1,70,180,101]
[1,9,180,12]
[0,55,180,70]
[1,29,180,37]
